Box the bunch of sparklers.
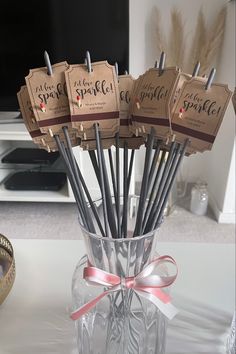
[54,123,188,238]
[21,51,220,239]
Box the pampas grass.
[155,7,169,64]
[188,8,207,72]
[198,6,226,75]
[155,6,226,74]
[169,8,185,68]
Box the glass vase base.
[72,255,167,354]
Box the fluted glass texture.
[72,197,167,354]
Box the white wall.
[208,1,235,222]
[130,0,235,223]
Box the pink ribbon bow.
[71,255,178,321]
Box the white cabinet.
[0,123,75,202]
[0,124,135,203]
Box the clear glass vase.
[72,196,168,354]
[226,311,235,354]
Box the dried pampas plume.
[189,8,207,72]
[168,8,185,68]
[155,8,168,61]
[155,6,226,74]
[198,7,226,75]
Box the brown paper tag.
[128,74,143,136]
[80,136,144,150]
[171,78,233,152]
[37,136,59,152]
[17,85,76,152]
[172,73,191,108]
[25,61,73,135]
[119,136,144,149]
[118,75,135,138]
[80,138,114,151]
[53,130,79,150]
[232,88,236,113]
[17,86,53,150]
[171,74,207,155]
[171,73,207,114]
[17,85,44,138]
[65,61,120,140]
[130,67,180,139]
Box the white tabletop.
[0,239,235,354]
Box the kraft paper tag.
[128,74,143,136]
[171,73,207,122]
[171,78,233,152]
[17,86,75,152]
[118,74,135,138]
[171,74,207,155]
[172,73,192,108]
[65,61,120,140]
[119,136,144,149]
[80,138,114,151]
[17,86,54,151]
[25,61,74,136]
[130,67,180,139]
[17,86,45,139]
[80,136,144,150]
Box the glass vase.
[72,196,169,354]
[226,311,235,354]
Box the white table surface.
[0,239,235,354]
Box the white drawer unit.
[0,123,135,202]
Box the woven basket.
[0,234,15,305]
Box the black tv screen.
[0,0,129,111]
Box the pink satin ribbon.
[71,255,178,321]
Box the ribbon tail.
[135,290,179,320]
[71,289,110,321]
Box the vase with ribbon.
[71,196,178,354]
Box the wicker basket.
[0,234,15,305]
